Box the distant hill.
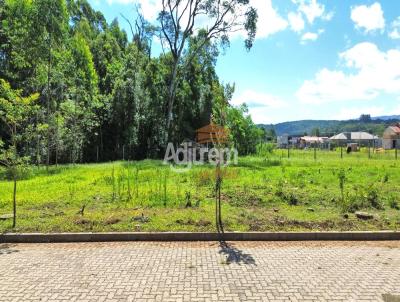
[373,115,400,121]
[259,116,400,136]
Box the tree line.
[0,0,265,167]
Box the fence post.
[122,145,125,161]
[396,147,398,160]
[368,140,371,159]
[314,143,317,161]
[287,145,290,159]
[96,146,99,162]
[340,145,343,159]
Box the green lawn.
[0,148,399,233]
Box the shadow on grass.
[0,244,19,256]
[218,240,256,265]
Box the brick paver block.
[0,241,399,301]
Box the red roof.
[390,124,400,134]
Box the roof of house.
[330,132,378,140]
[350,132,378,140]
[388,125,400,134]
[300,136,327,143]
[330,133,348,140]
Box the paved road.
[0,241,399,302]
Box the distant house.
[299,136,329,149]
[330,132,380,147]
[383,124,400,149]
[277,135,289,148]
[277,135,301,148]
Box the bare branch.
[120,13,135,41]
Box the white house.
[383,124,400,149]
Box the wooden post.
[340,144,343,159]
[396,147,398,160]
[122,145,125,161]
[287,144,290,159]
[368,140,371,159]
[96,146,99,162]
[314,143,317,161]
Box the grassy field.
[0,148,399,233]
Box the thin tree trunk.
[46,36,52,171]
[166,62,179,142]
[12,176,17,228]
[12,124,17,228]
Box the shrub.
[389,197,399,210]
[193,169,213,187]
[366,186,383,210]
[285,192,299,206]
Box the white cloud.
[351,2,385,33]
[293,0,331,24]
[288,12,305,33]
[231,90,287,108]
[393,105,400,114]
[105,0,336,42]
[296,42,400,104]
[109,0,288,40]
[300,29,324,44]
[334,106,385,120]
[104,0,162,21]
[132,0,162,21]
[249,0,288,39]
[204,0,288,40]
[389,17,400,39]
[231,90,288,124]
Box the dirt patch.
[175,218,212,227]
[223,191,263,207]
[271,216,362,231]
[74,218,91,225]
[104,217,121,225]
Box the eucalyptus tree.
[34,0,69,168]
[157,0,258,142]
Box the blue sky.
[88,0,400,124]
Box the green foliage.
[389,197,399,210]
[225,104,264,155]
[1,0,255,164]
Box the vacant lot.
[0,149,399,233]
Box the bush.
[389,197,399,210]
[257,143,275,156]
[285,192,299,206]
[366,187,383,210]
[340,185,383,212]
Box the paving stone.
[0,241,399,301]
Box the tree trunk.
[46,36,52,171]
[12,176,17,228]
[166,62,179,143]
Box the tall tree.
[34,0,69,168]
[157,0,257,142]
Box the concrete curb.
[1,231,399,243]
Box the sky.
[88,0,400,124]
